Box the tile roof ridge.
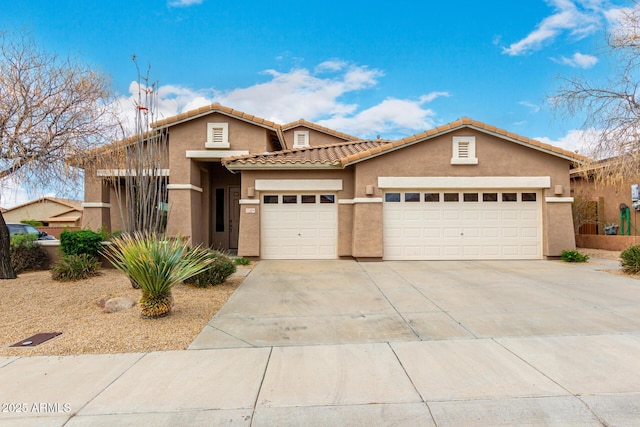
[394,117,586,162]
[280,119,361,141]
[46,197,83,210]
[151,102,279,129]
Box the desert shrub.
[186,250,236,288]
[102,233,211,318]
[51,254,102,282]
[60,229,103,257]
[620,245,640,274]
[97,226,123,242]
[10,234,49,274]
[560,249,589,263]
[233,256,251,266]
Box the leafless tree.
[98,58,169,235]
[0,31,117,279]
[553,2,640,185]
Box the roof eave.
[151,109,280,132]
[224,163,344,172]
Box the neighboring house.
[570,161,640,250]
[82,103,583,260]
[2,197,83,228]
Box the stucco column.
[337,203,354,257]
[166,186,203,245]
[238,200,260,257]
[544,197,576,257]
[352,201,383,259]
[81,174,111,231]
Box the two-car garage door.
[383,190,542,260]
[259,189,542,260]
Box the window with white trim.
[293,130,310,148]
[451,136,478,165]
[206,123,229,148]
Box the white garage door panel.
[384,189,542,260]
[261,194,337,259]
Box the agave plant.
[103,233,211,318]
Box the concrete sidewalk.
[1,259,640,426]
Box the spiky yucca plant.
[103,233,211,318]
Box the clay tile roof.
[224,117,586,170]
[223,140,389,169]
[150,103,279,130]
[281,119,360,141]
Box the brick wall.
[39,227,81,239]
[575,234,640,251]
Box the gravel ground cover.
[578,248,621,261]
[0,266,248,357]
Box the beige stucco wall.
[3,200,76,224]
[572,177,639,236]
[543,201,577,254]
[282,126,351,148]
[234,129,575,259]
[81,170,112,231]
[236,169,355,258]
[165,113,274,245]
[349,129,574,258]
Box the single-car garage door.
[383,190,542,260]
[261,193,337,259]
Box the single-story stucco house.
[2,197,83,228]
[81,103,583,260]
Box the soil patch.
[0,266,250,356]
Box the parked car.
[6,223,57,240]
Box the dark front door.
[229,186,240,249]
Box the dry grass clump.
[0,268,245,356]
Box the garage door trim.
[378,176,551,189]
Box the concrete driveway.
[3,259,640,426]
[191,259,640,347]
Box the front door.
[229,186,241,249]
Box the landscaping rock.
[96,296,108,308]
[104,297,136,313]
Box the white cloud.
[552,52,599,68]
[535,127,600,153]
[168,0,203,7]
[314,60,348,73]
[519,101,542,113]
[0,177,55,210]
[112,61,448,140]
[317,98,439,138]
[111,82,214,135]
[503,0,606,56]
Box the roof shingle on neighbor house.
[1,197,83,227]
[224,117,587,170]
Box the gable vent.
[211,128,224,145]
[457,141,470,158]
[293,130,310,148]
[451,136,478,165]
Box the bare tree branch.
[552,2,640,185]
[0,30,119,279]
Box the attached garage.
[260,193,338,259]
[224,118,582,260]
[383,189,542,260]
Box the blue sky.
[0,0,631,206]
